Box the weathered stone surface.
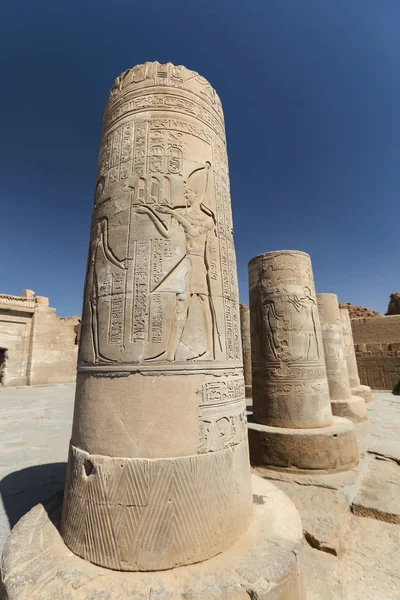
[368,393,400,462]
[61,61,253,572]
[340,307,372,402]
[248,416,359,473]
[264,479,349,556]
[249,250,332,429]
[352,457,400,523]
[351,315,400,391]
[386,292,400,316]
[339,302,381,319]
[240,302,252,398]
[317,293,367,422]
[0,477,306,600]
[339,514,400,600]
[0,292,79,386]
[302,546,341,600]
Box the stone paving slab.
[353,456,400,523]
[264,480,349,555]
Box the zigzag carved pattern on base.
[61,441,253,571]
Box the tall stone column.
[59,61,253,572]
[317,294,368,422]
[240,302,252,398]
[247,250,359,472]
[340,307,373,403]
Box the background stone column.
[340,307,373,403]
[247,250,359,472]
[60,62,252,572]
[240,302,252,398]
[317,294,368,422]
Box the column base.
[248,416,359,473]
[351,385,372,403]
[331,395,368,422]
[0,476,306,600]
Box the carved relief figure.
[134,162,219,360]
[261,280,321,364]
[286,287,322,361]
[262,296,288,361]
[88,177,130,363]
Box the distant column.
[317,294,368,422]
[340,308,373,403]
[240,302,252,398]
[247,250,359,472]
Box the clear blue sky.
[1,0,399,316]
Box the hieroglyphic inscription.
[201,377,245,406]
[132,241,150,342]
[105,94,225,141]
[212,141,241,361]
[109,272,125,345]
[150,294,163,343]
[198,405,247,454]
[207,236,218,280]
[120,123,134,179]
[151,239,172,289]
[151,118,213,145]
[107,62,224,122]
[133,121,148,176]
[262,365,327,380]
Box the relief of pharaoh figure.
[134,162,220,361]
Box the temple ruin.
[0,290,79,387]
[1,62,305,599]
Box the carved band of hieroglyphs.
[201,376,245,406]
[132,241,150,342]
[259,364,328,380]
[264,381,329,400]
[150,118,213,145]
[104,94,225,141]
[107,62,224,121]
[198,404,247,454]
[109,272,125,345]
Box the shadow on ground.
[0,462,66,528]
[392,380,400,395]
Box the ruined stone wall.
[352,315,400,391]
[0,292,79,386]
[28,309,79,385]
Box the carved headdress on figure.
[185,161,214,221]
[185,162,211,201]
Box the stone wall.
[352,316,400,391]
[0,291,79,387]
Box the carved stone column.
[247,250,359,472]
[240,302,252,398]
[59,61,253,572]
[340,307,373,403]
[317,294,368,422]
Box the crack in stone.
[304,530,337,556]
